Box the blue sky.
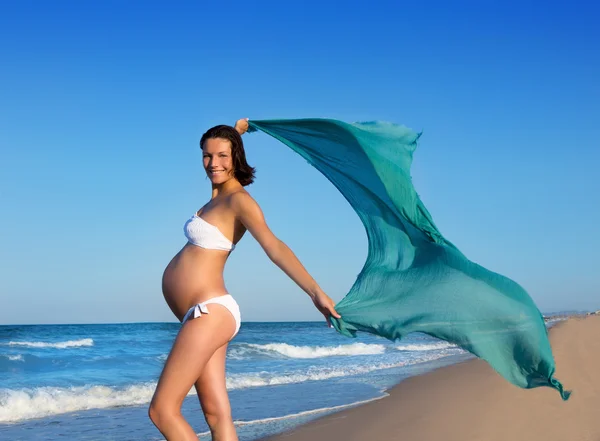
[1,1,598,325]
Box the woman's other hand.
[234,118,249,135]
[312,291,341,327]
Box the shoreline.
[0,312,592,327]
[259,315,600,441]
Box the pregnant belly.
[162,244,228,319]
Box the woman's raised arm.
[231,192,341,325]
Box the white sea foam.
[235,342,386,359]
[3,355,24,362]
[225,352,450,390]
[0,352,453,422]
[193,394,390,438]
[233,393,388,426]
[0,383,156,423]
[6,338,94,349]
[545,317,568,326]
[395,342,457,351]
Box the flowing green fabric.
[247,118,569,400]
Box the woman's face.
[202,137,234,184]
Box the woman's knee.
[148,399,180,429]
[204,408,234,431]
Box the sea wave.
[0,352,452,422]
[395,342,457,351]
[6,339,94,349]
[225,352,450,390]
[0,384,155,423]
[230,342,386,359]
[233,393,388,427]
[2,355,24,362]
[194,395,390,438]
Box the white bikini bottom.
[181,294,241,340]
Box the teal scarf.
[248,118,569,400]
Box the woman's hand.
[311,291,341,327]
[234,118,249,135]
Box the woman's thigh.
[151,304,236,410]
[195,343,230,419]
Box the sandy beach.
[261,315,600,441]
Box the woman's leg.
[195,343,238,441]
[149,304,236,441]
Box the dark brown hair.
[200,125,256,186]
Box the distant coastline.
[543,309,599,322]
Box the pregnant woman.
[149,118,340,441]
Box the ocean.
[0,319,562,440]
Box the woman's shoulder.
[228,188,255,205]
[228,189,261,216]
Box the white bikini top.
[184,214,235,251]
